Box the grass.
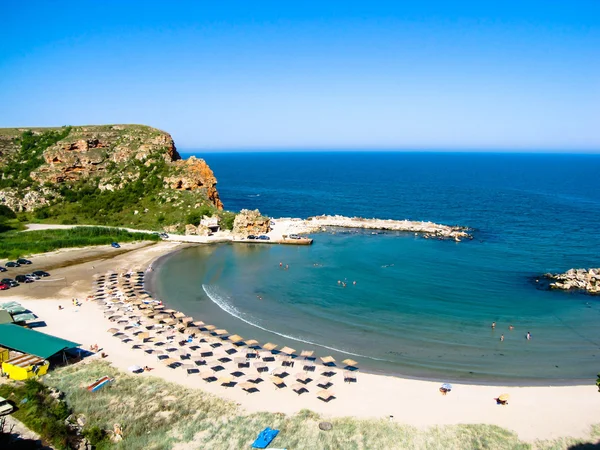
[0,226,159,259]
[0,379,74,449]
[35,360,599,450]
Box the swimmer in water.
[526,332,531,340]
[500,334,504,342]
[509,325,514,331]
[285,264,289,270]
[353,281,357,285]
[491,322,496,329]
[337,280,341,284]
[279,262,282,267]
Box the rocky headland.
[544,268,600,294]
[0,125,225,230]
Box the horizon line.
[178,148,600,154]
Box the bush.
[83,426,107,446]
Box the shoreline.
[2,242,600,441]
[144,243,595,388]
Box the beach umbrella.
[244,339,259,347]
[204,325,217,331]
[342,359,358,367]
[271,376,285,387]
[280,346,296,355]
[263,342,278,351]
[317,389,335,401]
[292,383,308,395]
[320,356,336,364]
[498,393,510,402]
[173,312,185,318]
[214,329,228,335]
[441,383,453,391]
[300,350,314,358]
[181,317,194,324]
[107,328,119,334]
[192,321,205,327]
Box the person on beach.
[491,322,496,329]
[58,305,64,310]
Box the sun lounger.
[252,427,279,449]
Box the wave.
[202,284,390,362]
[247,194,261,197]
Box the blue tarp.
[252,427,279,449]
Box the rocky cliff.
[0,125,224,229]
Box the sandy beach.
[2,241,599,443]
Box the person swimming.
[509,325,514,331]
[500,334,504,342]
[491,322,496,329]
[526,332,531,340]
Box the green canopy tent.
[0,323,80,359]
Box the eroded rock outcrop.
[232,209,271,236]
[0,125,223,213]
[545,268,600,294]
[164,156,223,209]
[0,187,57,212]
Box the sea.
[149,152,600,384]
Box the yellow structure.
[2,354,49,380]
[0,347,9,363]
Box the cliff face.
[0,125,223,228]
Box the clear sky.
[1,1,598,151]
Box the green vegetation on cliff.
[0,126,71,189]
[0,125,227,231]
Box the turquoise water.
[151,152,600,384]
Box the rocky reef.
[0,125,223,229]
[544,268,600,294]
[301,215,472,241]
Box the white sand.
[3,242,600,442]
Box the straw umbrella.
[263,342,277,351]
[218,376,234,387]
[320,356,336,365]
[292,383,308,395]
[214,329,228,336]
[239,382,259,394]
[317,389,335,402]
[228,334,243,344]
[295,373,311,385]
[279,346,296,356]
[300,350,314,359]
[317,377,333,389]
[271,376,286,388]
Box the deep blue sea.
[151,152,600,384]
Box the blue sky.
[1,1,598,150]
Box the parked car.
[1,278,18,287]
[289,234,301,239]
[0,396,13,416]
[258,235,270,241]
[247,235,257,240]
[16,258,32,265]
[0,266,6,272]
[5,261,20,268]
[0,282,9,290]
[15,275,34,284]
[111,242,121,248]
[159,233,169,239]
[32,270,50,277]
[26,273,40,281]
